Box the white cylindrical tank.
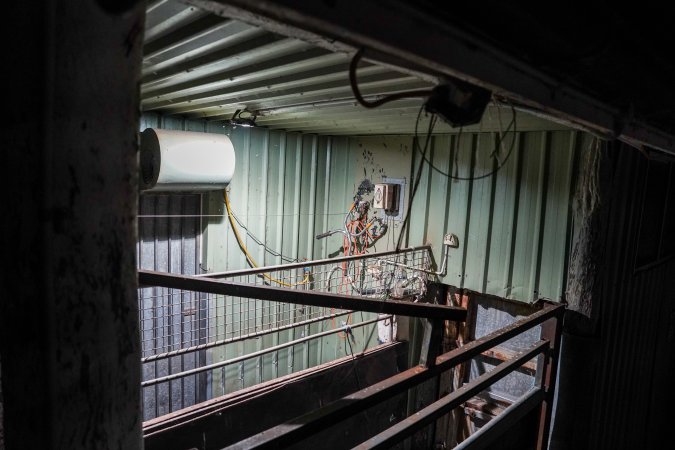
[140,128,236,192]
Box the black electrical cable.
[349,48,433,109]
[345,334,362,390]
[223,198,298,263]
[395,104,437,252]
[415,101,518,181]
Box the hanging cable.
[349,48,433,109]
[415,99,518,181]
[224,190,308,287]
[395,105,437,251]
[344,324,362,389]
[224,200,298,263]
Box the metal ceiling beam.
[142,35,301,87]
[176,78,429,117]
[142,48,336,99]
[144,0,204,42]
[184,0,675,154]
[144,63,386,110]
[163,72,419,115]
[256,107,568,132]
[138,269,467,321]
[255,107,420,125]
[143,15,237,59]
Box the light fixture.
[227,109,257,128]
[424,78,492,127]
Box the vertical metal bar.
[419,319,444,367]
[456,291,478,443]
[197,193,208,402]
[152,196,160,419]
[273,132,286,378]
[179,195,186,411]
[167,198,173,416]
[258,129,270,381]
[536,309,563,449]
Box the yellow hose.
[224,190,309,287]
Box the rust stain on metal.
[480,347,537,374]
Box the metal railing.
[224,301,564,450]
[138,246,434,362]
[137,245,469,421]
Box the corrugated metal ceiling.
[143,0,564,135]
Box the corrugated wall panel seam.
[529,131,549,299]
[308,135,318,259]
[559,131,579,300]
[499,134,522,299]
[482,133,501,293]
[463,133,496,292]
[291,136,302,261]
[322,137,332,259]
[458,134,477,290]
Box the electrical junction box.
[373,183,400,212]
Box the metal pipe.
[354,340,549,449]
[196,245,432,278]
[325,265,342,292]
[141,309,354,363]
[222,303,563,450]
[139,270,466,320]
[141,315,391,387]
[435,243,450,276]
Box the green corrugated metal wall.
[409,130,590,302]
[140,113,589,301]
[139,113,587,395]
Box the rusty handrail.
[224,302,564,450]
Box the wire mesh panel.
[137,193,207,421]
[215,247,432,298]
[138,246,435,420]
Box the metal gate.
[136,193,208,421]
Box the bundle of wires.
[223,190,308,287]
[341,203,387,257]
[331,201,387,335]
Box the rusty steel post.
[419,319,444,368]
[536,307,564,449]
